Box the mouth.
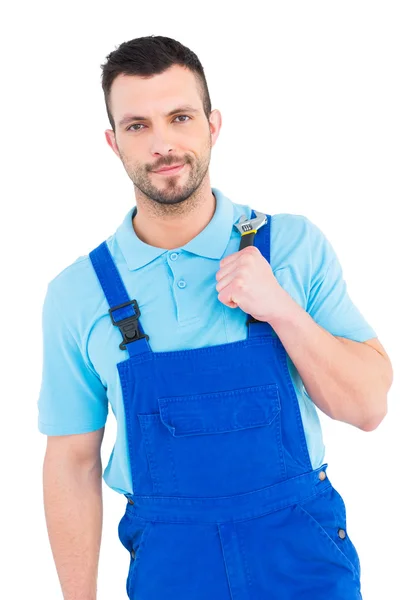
[152,163,186,175]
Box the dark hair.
[100,35,212,131]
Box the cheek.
[121,148,148,172]
[181,122,211,149]
[120,137,148,161]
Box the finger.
[217,286,239,308]
[216,260,237,282]
[219,251,242,268]
[216,270,237,293]
[221,245,259,267]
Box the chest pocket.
[159,384,280,436]
[137,383,286,497]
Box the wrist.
[263,290,300,329]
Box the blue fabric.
[37,188,376,496]
[93,216,362,598]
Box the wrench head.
[234,210,267,235]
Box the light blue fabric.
[37,187,377,495]
[94,214,362,598]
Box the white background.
[1,1,399,599]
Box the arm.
[217,217,393,432]
[43,426,104,600]
[269,298,393,431]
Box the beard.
[120,141,211,206]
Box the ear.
[208,109,222,147]
[104,129,121,158]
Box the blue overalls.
[89,211,362,599]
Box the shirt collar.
[115,187,236,271]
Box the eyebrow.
[118,105,201,127]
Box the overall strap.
[88,209,273,354]
[247,210,275,338]
[89,241,151,358]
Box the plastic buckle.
[109,299,149,350]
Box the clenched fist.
[215,245,292,324]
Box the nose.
[150,128,176,157]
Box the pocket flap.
[158,383,281,437]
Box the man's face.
[106,65,220,206]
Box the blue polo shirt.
[37,187,377,494]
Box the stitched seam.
[278,341,313,470]
[296,503,358,576]
[158,383,278,402]
[127,520,153,596]
[126,486,328,525]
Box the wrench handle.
[239,231,256,250]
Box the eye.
[126,123,142,131]
[174,115,191,123]
[126,115,191,131]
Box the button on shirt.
[37,187,376,495]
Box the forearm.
[43,452,103,600]
[268,292,392,430]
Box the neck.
[131,177,216,250]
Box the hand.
[215,245,292,323]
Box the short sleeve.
[306,222,377,342]
[37,285,108,435]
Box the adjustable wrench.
[234,210,268,250]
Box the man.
[38,35,393,600]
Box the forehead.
[110,65,203,119]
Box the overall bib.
[89,211,362,599]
